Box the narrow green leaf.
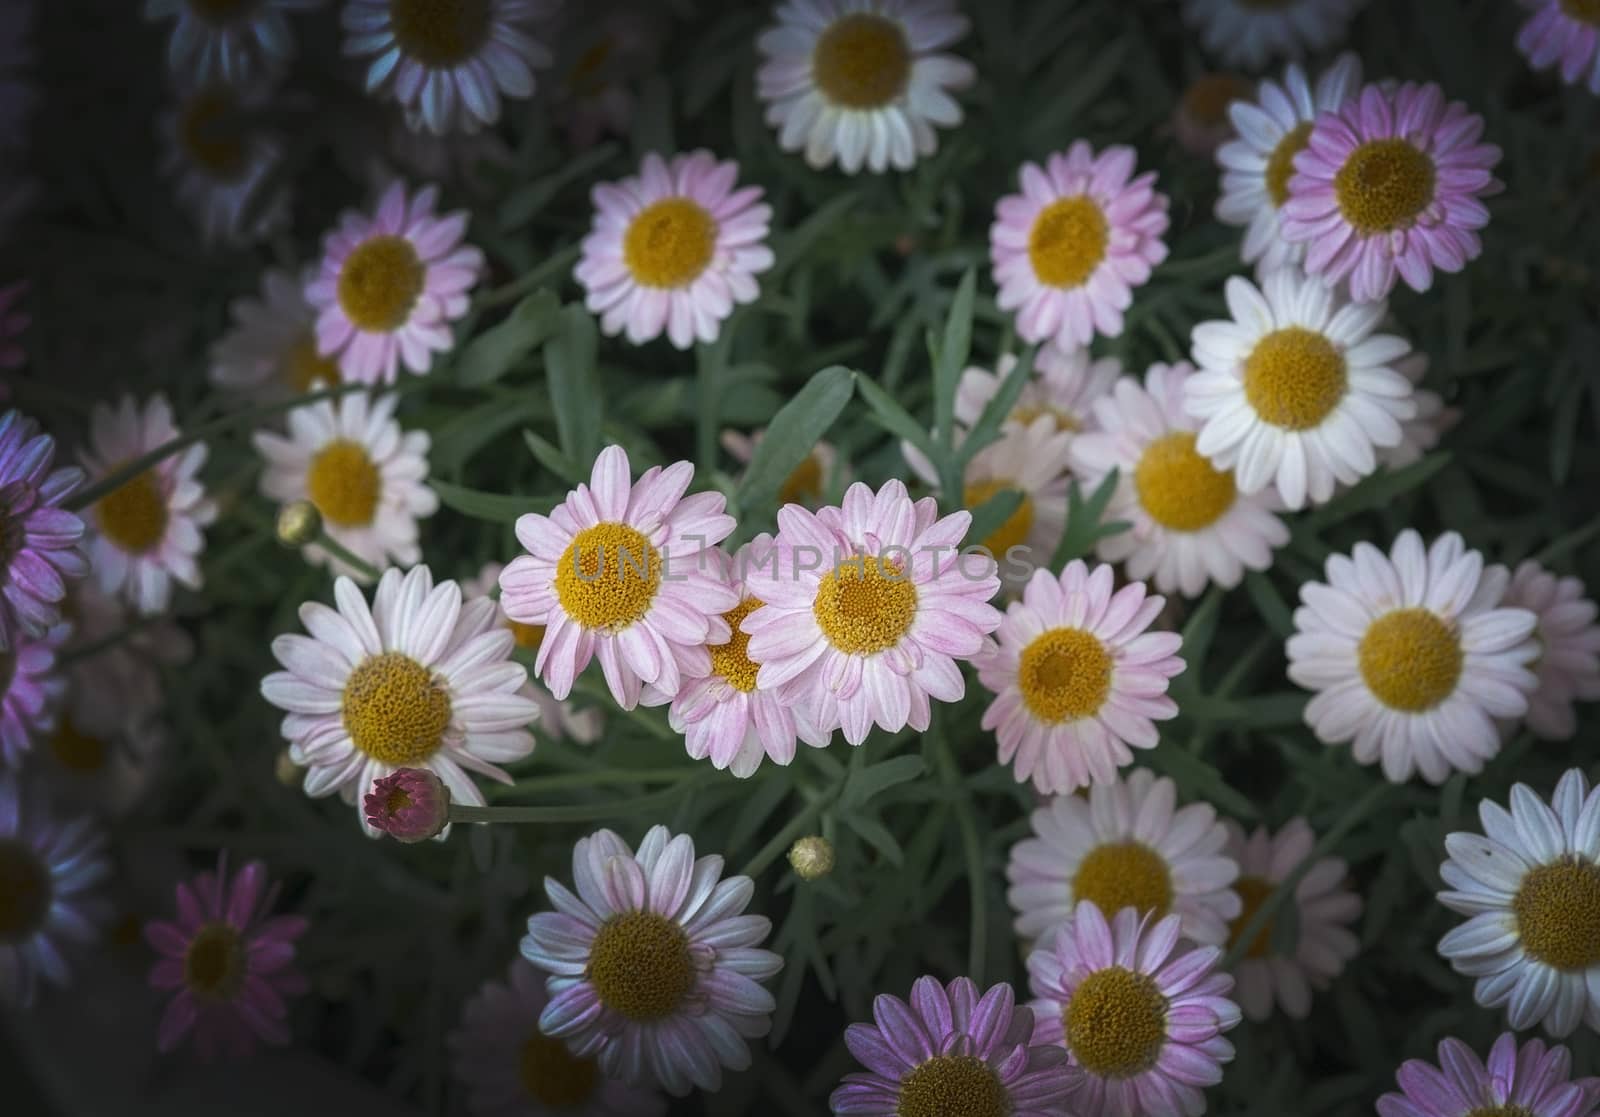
[841,812,905,866]
[933,269,976,449]
[959,344,1037,466]
[498,144,618,231]
[430,479,546,524]
[769,190,862,283]
[1050,469,1125,567]
[1244,571,1295,637]
[841,755,926,810]
[522,429,583,486]
[963,488,1022,551]
[735,366,856,512]
[544,304,602,467]
[454,290,560,387]
[1295,452,1453,535]
[856,372,935,456]
[1179,586,1225,674]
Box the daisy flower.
[80,395,216,616]
[1184,266,1418,510]
[828,974,1076,1116]
[991,142,1171,351]
[1286,529,1540,784]
[1072,361,1290,598]
[160,82,289,247]
[521,825,783,1096]
[1180,0,1361,71]
[1026,901,1241,1117]
[145,854,309,1058]
[1437,769,1600,1038]
[755,0,976,175]
[60,580,191,746]
[720,427,840,509]
[0,279,29,372]
[1378,1033,1600,1117]
[1215,53,1364,275]
[450,957,667,1117]
[576,150,772,350]
[954,345,1123,437]
[307,180,485,384]
[499,445,737,711]
[210,266,342,402]
[742,478,1002,746]
[0,622,65,768]
[0,411,87,653]
[378,113,514,193]
[1281,81,1503,302]
[144,0,322,86]
[1006,769,1241,947]
[253,390,438,581]
[1222,818,1361,1021]
[975,563,1184,794]
[1377,353,1456,471]
[39,702,166,819]
[343,0,556,136]
[1173,73,1254,158]
[0,776,110,1006]
[1493,560,1600,741]
[261,565,541,833]
[1517,0,1600,95]
[549,3,661,150]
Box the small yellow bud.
[787,835,835,881]
[274,749,303,788]
[276,500,321,547]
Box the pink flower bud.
[365,768,449,843]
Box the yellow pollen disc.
[1243,326,1347,431]
[779,454,825,506]
[1357,607,1463,713]
[283,334,342,394]
[1226,876,1277,960]
[50,716,109,773]
[622,198,718,289]
[1334,138,1437,235]
[179,89,248,179]
[341,652,453,765]
[96,469,169,555]
[1564,0,1600,24]
[812,13,912,109]
[1017,627,1112,724]
[812,556,918,656]
[895,1054,1010,1117]
[1266,122,1314,208]
[508,620,545,651]
[1134,432,1237,532]
[184,922,246,999]
[1183,74,1253,127]
[964,479,1035,557]
[389,0,492,67]
[1065,966,1168,1078]
[555,523,662,633]
[383,785,412,815]
[1028,195,1110,290]
[1012,404,1079,434]
[709,598,763,693]
[306,439,382,529]
[586,910,695,1021]
[1512,857,1600,971]
[337,235,426,333]
[0,839,50,943]
[1072,841,1175,920]
[519,1031,600,1108]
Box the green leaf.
[544,304,603,467]
[841,812,905,866]
[522,429,583,486]
[1050,469,1126,567]
[431,479,547,524]
[932,269,976,449]
[1295,452,1453,536]
[963,487,1022,551]
[498,145,619,231]
[1244,571,1295,638]
[1144,741,1259,819]
[959,344,1036,467]
[768,190,862,283]
[428,393,546,473]
[840,755,926,810]
[1179,586,1225,675]
[856,372,935,457]
[454,290,560,387]
[734,366,855,512]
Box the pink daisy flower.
[742,478,1002,747]
[145,854,309,1059]
[1493,560,1600,741]
[307,180,484,384]
[575,150,773,350]
[1280,81,1503,302]
[499,445,737,710]
[1377,1033,1600,1117]
[1516,0,1600,95]
[0,279,27,373]
[0,621,65,768]
[991,142,1170,350]
[0,409,87,653]
[1027,902,1240,1117]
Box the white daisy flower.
[1376,352,1456,471]
[1437,769,1600,1038]
[1072,360,1290,598]
[953,345,1123,438]
[144,0,322,86]
[261,565,541,835]
[755,0,976,175]
[159,82,289,247]
[1185,266,1419,510]
[1286,529,1540,784]
[1493,560,1600,741]
[210,266,342,402]
[1181,0,1362,71]
[253,390,438,581]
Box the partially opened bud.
[787,834,835,881]
[276,500,321,547]
[365,768,450,843]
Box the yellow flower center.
[1357,607,1463,712]
[1512,857,1600,971]
[0,839,50,943]
[895,1054,1011,1117]
[283,335,342,394]
[1334,138,1437,235]
[586,910,695,1021]
[1266,122,1313,208]
[812,555,918,656]
[1134,431,1237,532]
[337,235,426,333]
[1065,966,1168,1078]
[508,620,545,651]
[1562,0,1600,24]
[964,479,1035,557]
[179,88,248,180]
[622,198,717,289]
[1017,627,1112,724]
[389,0,492,67]
[708,598,763,693]
[568,36,616,97]
[1182,74,1252,127]
[1226,875,1277,960]
[554,523,662,633]
[1028,195,1109,290]
[341,652,453,765]
[382,783,412,816]
[1243,326,1347,431]
[188,0,254,25]
[519,1031,600,1108]
[1012,404,1080,434]
[779,454,825,507]
[1073,841,1174,921]
[50,716,109,773]
[96,469,169,555]
[811,13,912,110]
[184,922,246,999]
[306,439,382,529]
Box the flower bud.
[276,500,321,547]
[787,834,835,881]
[365,768,450,843]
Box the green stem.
[449,782,702,825]
[314,529,381,582]
[486,767,696,798]
[935,730,987,986]
[476,244,581,309]
[740,792,830,880]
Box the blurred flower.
[0,409,87,652]
[363,767,449,842]
[1173,73,1253,157]
[1437,770,1600,1038]
[521,825,783,1096]
[261,565,540,834]
[1377,1032,1600,1117]
[0,0,35,150]
[991,142,1170,350]
[0,279,29,373]
[1287,530,1539,784]
[1006,768,1241,946]
[1376,352,1456,470]
[548,2,660,149]
[955,346,1121,441]
[829,975,1076,1116]
[1072,361,1289,598]
[755,0,975,175]
[144,0,322,86]
[160,82,290,247]
[787,835,834,881]
[1181,0,1360,70]
[575,150,772,350]
[379,114,514,193]
[210,265,342,402]
[720,427,841,508]
[1516,0,1600,96]
[0,621,65,768]
[1492,560,1600,741]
